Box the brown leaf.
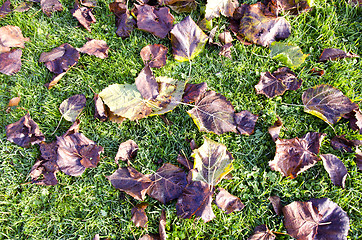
[319,48,359,62]
[109,1,136,39]
[0,25,30,50]
[344,109,362,134]
[59,94,87,122]
[321,154,348,188]
[234,110,258,135]
[177,153,193,170]
[71,5,96,33]
[39,46,65,63]
[182,82,208,104]
[176,180,215,222]
[135,65,159,100]
[43,43,80,75]
[63,118,81,137]
[40,0,63,16]
[268,195,282,216]
[215,187,244,214]
[0,0,11,19]
[219,31,233,44]
[77,39,109,59]
[310,68,325,76]
[44,72,67,89]
[268,116,282,142]
[107,167,153,201]
[330,135,362,153]
[159,0,196,13]
[140,44,168,68]
[159,209,166,240]
[219,43,233,59]
[205,0,239,20]
[136,4,174,39]
[147,163,187,204]
[269,132,325,178]
[139,234,160,240]
[7,95,21,107]
[265,0,312,16]
[355,147,362,170]
[0,49,22,75]
[115,139,138,164]
[131,202,148,228]
[14,2,33,12]
[247,225,276,240]
[6,113,45,148]
[94,93,108,122]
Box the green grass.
[1,0,362,239]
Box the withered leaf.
[219,31,233,45]
[159,209,166,240]
[140,44,168,68]
[131,202,148,228]
[331,135,362,153]
[321,154,348,188]
[268,116,282,142]
[269,132,325,178]
[115,139,138,163]
[344,109,362,134]
[59,94,87,122]
[319,48,359,62]
[234,110,258,135]
[302,85,358,125]
[268,195,282,216]
[283,198,350,240]
[94,93,108,122]
[215,188,244,214]
[43,43,80,75]
[219,43,233,59]
[182,82,208,104]
[355,147,362,170]
[139,234,160,240]
[159,0,196,13]
[63,118,81,137]
[255,67,302,98]
[7,95,21,110]
[177,153,193,170]
[81,0,97,7]
[6,113,45,148]
[109,1,136,39]
[0,49,22,75]
[187,90,237,135]
[14,1,33,12]
[265,0,312,16]
[0,0,11,19]
[40,0,63,16]
[176,180,215,222]
[136,4,174,39]
[270,42,308,69]
[107,167,153,201]
[77,39,109,59]
[39,45,65,63]
[71,4,96,33]
[135,65,159,100]
[0,25,30,50]
[205,0,238,20]
[57,132,103,176]
[171,16,208,62]
[147,163,187,204]
[44,72,67,89]
[247,225,276,240]
[192,137,234,186]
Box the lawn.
[0,0,362,239]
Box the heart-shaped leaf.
[270,42,308,69]
[59,94,87,122]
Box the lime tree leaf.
[192,137,234,186]
[170,16,208,62]
[319,48,359,62]
[270,42,308,69]
[321,154,347,188]
[135,65,159,100]
[187,90,237,135]
[59,94,87,122]
[131,202,148,228]
[265,0,312,16]
[248,225,276,240]
[140,44,168,68]
[99,83,152,121]
[0,49,22,75]
[205,0,239,20]
[215,187,244,214]
[302,85,358,125]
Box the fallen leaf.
[109,1,136,39]
[135,65,159,100]
[269,132,325,178]
[81,0,97,7]
[234,110,258,135]
[192,137,233,186]
[268,116,282,142]
[59,94,87,122]
[159,209,166,240]
[344,109,362,134]
[139,234,160,240]
[270,42,308,69]
[14,1,33,12]
[107,167,153,201]
[247,225,276,240]
[136,4,174,39]
[39,45,66,63]
[268,195,282,216]
[0,49,22,75]
[140,44,168,68]
[115,139,138,164]
[94,93,108,122]
[265,0,312,16]
[40,0,63,16]
[170,16,208,62]
[177,153,193,170]
[283,198,350,240]
[319,48,359,62]
[7,95,21,107]
[215,188,244,214]
[255,67,302,98]
[147,163,187,204]
[131,202,148,228]
[63,119,81,137]
[0,25,30,50]
[355,147,362,170]
[302,85,358,125]
[310,67,325,76]
[176,180,215,222]
[0,0,11,19]
[198,17,213,32]
[44,72,67,89]
[218,31,233,44]
[187,90,238,135]
[330,135,362,153]
[321,154,348,188]
[182,82,208,104]
[71,3,96,33]
[6,113,45,148]
[77,39,109,59]
[205,0,239,20]
[219,43,233,59]
[159,0,196,13]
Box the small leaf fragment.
[321,154,347,188]
[268,116,282,142]
[131,202,148,228]
[40,0,63,16]
[219,31,233,44]
[355,147,362,170]
[247,225,276,240]
[159,0,196,13]
[14,1,32,12]
[268,195,282,216]
[159,209,166,240]
[135,65,159,100]
[115,139,138,164]
[71,5,96,33]
[270,42,308,69]
[265,0,312,16]
[7,95,21,107]
[330,135,362,153]
[94,93,108,122]
[344,109,362,134]
[0,49,22,75]
[140,44,168,68]
[109,1,136,39]
[205,0,239,20]
[59,94,87,122]
[77,39,109,59]
[0,0,11,19]
[177,153,193,170]
[215,188,244,214]
[234,110,258,135]
[319,48,359,62]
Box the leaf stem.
[51,115,63,135]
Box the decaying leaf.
[115,139,138,163]
[219,31,233,45]
[77,39,109,59]
[331,135,362,153]
[270,42,308,69]
[255,67,302,98]
[14,1,33,12]
[283,198,350,240]
[0,25,30,51]
[269,132,325,178]
[0,49,22,75]
[140,44,168,68]
[59,94,87,122]
[131,202,148,228]
[71,3,96,33]
[268,195,282,216]
[321,154,348,188]
[319,48,359,62]
[107,167,153,201]
[344,109,362,134]
[234,110,258,135]
[135,65,159,100]
[81,0,97,7]
[7,95,21,108]
[139,234,160,240]
[177,153,193,170]
[159,0,196,13]
[159,209,166,240]
[268,116,282,142]
[136,4,174,39]
[231,3,291,47]
[192,137,233,186]
[265,0,312,16]
[302,85,358,125]
[94,93,108,122]
[219,43,233,59]
[205,0,239,20]
[247,225,276,240]
[6,113,45,148]
[182,82,208,104]
[39,45,65,63]
[44,72,67,89]
[176,180,215,222]
[40,0,63,16]
[355,147,362,170]
[0,0,11,19]
[147,163,187,204]
[215,188,244,214]
[170,16,208,62]
[109,1,136,39]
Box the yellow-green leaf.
[270,42,308,69]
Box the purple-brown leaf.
[331,135,362,153]
[319,48,359,62]
[94,93,108,122]
[131,202,148,228]
[177,153,193,171]
[140,44,168,68]
[71,5,96,33]
[321,154,348,188]
[268,195,282,216]
[77,39,109,59]
[247,225,276,240]
[0,0,11,19]
[234,110,258,135]
[268,116,282,142]
[0,49,22,75]
[182,82,208,104]
[115,139,138,164]
[109,1,136,39]
[135,65,159,100]
[215,187,244,214]
[40,0,63,16]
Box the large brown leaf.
[6,113,45,148]
[135,65,159,100]
[321,154,347,188]
[147,163,187,204]
[319,48,359,62]
[109,1,136,39]
[77,39,109,59]
[59,94,87,122]
[283,198,350,240]
[140,44,168,68]
[71,4,96,33]
[269,132,325,178]
[131,202,148,228]
[247,225,276,240]
[0,49,22,75]
[302,85,358,125]
[215,188,244,214]
[0,25,29,51]
[40,0,63,16]
[107,167,153,201]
